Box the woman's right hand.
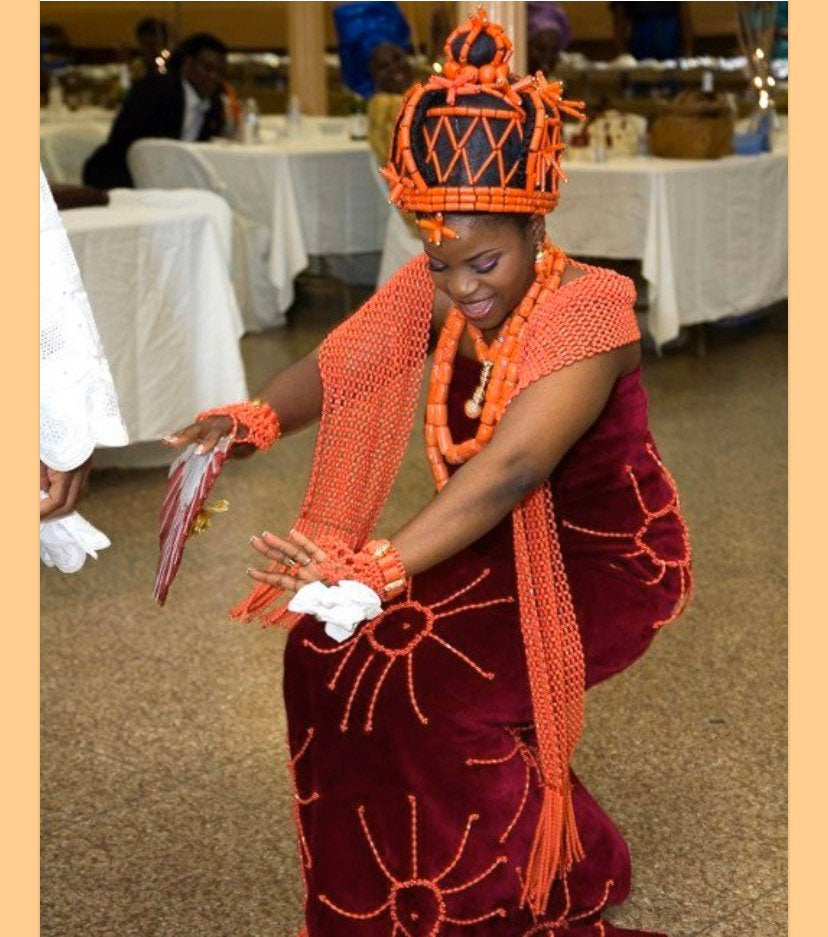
[162,415,256,459]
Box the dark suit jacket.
[82,75,225,189]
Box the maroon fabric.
[283,354,686,936]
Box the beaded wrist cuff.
[315,537,408,601]
[364,539,408,599]
[196,399,281,451]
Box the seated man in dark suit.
[83,32,229,190]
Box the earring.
[534,237,551,276]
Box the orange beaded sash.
[230,252,640,916]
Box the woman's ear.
[527,214,546,247]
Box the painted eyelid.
[473,259,499,273]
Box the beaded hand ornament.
[196,399,281,451]
[313,537,408,600]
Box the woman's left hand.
[247,529,328,594]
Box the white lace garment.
[40,167,128,572]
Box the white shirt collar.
[180,78,212,141]
[182,78,210,113]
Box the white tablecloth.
[62,189,248,466]
[259,116,388,255]
[40,119,110,185]
[188,141,309,321]
[379,144,788,347]
[40,115,389,324]
[40,106,115,125]
[551,143,788,345]
[194,123,386,264]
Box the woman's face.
[369,43,414,95]
[421,214,543,333]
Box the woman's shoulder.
[520,258,641,377]
[555,259,638,309]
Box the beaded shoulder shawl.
[231,253,640,913]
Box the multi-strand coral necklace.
[424,243,568,490]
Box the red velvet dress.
[283,353,690,937]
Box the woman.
[168,10,691,935]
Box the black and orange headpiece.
[380,6,586,238]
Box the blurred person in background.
[334,1,413,100]
[366,42,415,166]
[365,38,421,238]
[773,1,788,60]
[130,17,171,83]
[527,1,572,75]
[609,2,693,60]
[82,32,229,189]
[334,1,419,233]
[40,23,74,70]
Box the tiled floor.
[41,276,787,937]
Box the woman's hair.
[406,30,535,192]
[415,210,533,234]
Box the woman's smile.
[456,296,496,321]
[420,212,545,332]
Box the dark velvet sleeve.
[82,80,167,189]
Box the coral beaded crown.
[380,6,586,218]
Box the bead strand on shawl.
[229,257,435,625]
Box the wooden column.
[456,2,527,74]
[288,0,328,115]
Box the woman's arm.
[390,345,636,577]
[255,346,323,436]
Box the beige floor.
[41,278,787,937]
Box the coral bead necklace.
[425,243,568,491]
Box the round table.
[379,140,788,348]
[62,189,248,466]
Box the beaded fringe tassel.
[521,779,584,917]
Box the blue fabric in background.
[333,1,412,98]
[773,1,788,60]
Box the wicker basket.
[649,91,734,159]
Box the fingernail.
[261,530,271,538]
[249,535,258,543]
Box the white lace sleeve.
[39,167,128,470]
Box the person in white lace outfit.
[40,166,129,572]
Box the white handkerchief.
[288,579,383,642]
[40,491,111,573]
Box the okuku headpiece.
[380,5,586,242]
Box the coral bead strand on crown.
[424,243,567,491]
